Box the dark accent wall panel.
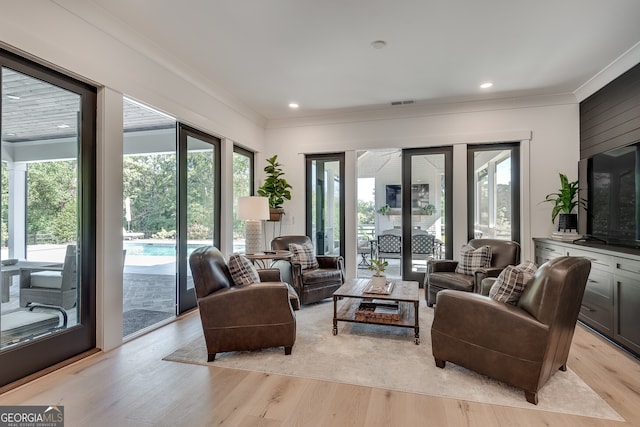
[580,62,640,159]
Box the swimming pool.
[123,242,203,257]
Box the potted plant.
[543,173,585,232]
[257,154,293,221]
[377,204,391,216]
[422,204,436,215]
[368,258,389,288]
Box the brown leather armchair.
[189,246,298,361]
[431,256,591,404]
[426,239,520,306]
[271,235,344,305]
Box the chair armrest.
[428,259,458,273]
[317,256,345,282]
[197,282,294,328]
[473,267,505,292]
[257,269,300,310]
[433,290,549,358]
[258,269,281,282]
[316,256,343,269]
[480,278,497,296]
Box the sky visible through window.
[358,177,375,202]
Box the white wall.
[265,97,580,278]
[0,2,267,351]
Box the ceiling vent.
[391,100,415,106]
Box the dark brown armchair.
[431,256,591,404]
[188,246,298,361]
[271,235,344,305]
[426,239,520,306]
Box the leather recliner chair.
[189,246,298,361]
[426,239,520,306]
[431,256,591,405]
[271,235,344,305]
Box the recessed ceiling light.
[57,124,70,129]
[6,94,20,100]
[289,103,299,109]
[480,82,493,89]
[371,40,387,50]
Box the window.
[233,147,254,253]
[468,144,520,242]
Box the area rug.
[163,296,623,421]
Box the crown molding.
[574,40,640,102]
[266,93,578,130]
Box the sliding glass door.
[122,98,177,337]
[178,124,220,314]
[402,148,453,282]
[0,50,96,387]
[306,154,345,257]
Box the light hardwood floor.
[1,310,639,427]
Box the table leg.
[414,300,420,345]
[332,296,338,335]
[1,272,11,303]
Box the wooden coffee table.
[332,278,420,344]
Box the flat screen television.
[385,184,429,208]
[385,185,402,208]
[587,141,640,247]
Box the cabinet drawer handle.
[617,263,640,274]
[581,304,596,313]
[588,279,599,284]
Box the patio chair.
[19,245,77,310]
[377,233,402,261]
[411,233,436,260]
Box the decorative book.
[355,301,401,321]
[364,280,394,295]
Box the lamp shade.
[238,196,270,220]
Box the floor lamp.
[238,196,270,254]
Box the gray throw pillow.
[288,242,320,270]
[455,244,492,275]
[489,260,538,305]
[228,254,260,286]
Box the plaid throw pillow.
[289,242,319,270]
[489,261,538,305]
[455,244,492,275]
[228,254,260,286]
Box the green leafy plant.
[543,173,585,223]
[422,204,436,215]
[368,258,388,277]
[377,204,391,215]
[257,155,293,209]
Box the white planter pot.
[370,275,387,288]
